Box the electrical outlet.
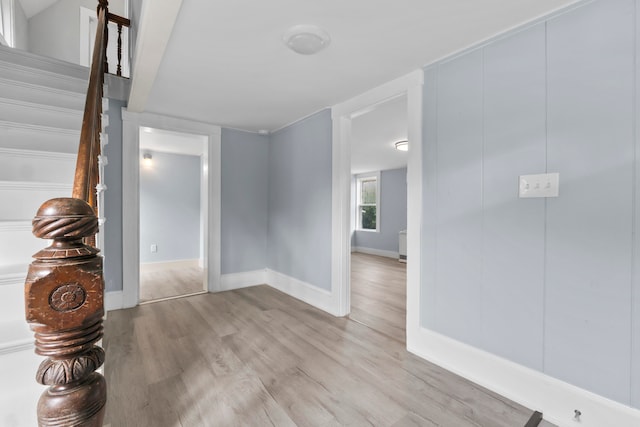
[519,173,559,198]
[151,244,157,253]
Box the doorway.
[121,110,221,309]
[330,70,423,347]
[138,127,208,303]
[348,95,408,342]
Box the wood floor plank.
[104,280,550,426]
[140,266,205,303]
[391,412,439,427]
[350,252,407,342]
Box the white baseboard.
[266,269,339,316]
[220,269,267,291]
[105,291,123,312]
[352,246,399,259]
[407,327,640,427]
[139,259,200,273]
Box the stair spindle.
[117,24,122,76]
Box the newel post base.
[25,198,107,427]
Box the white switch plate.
[519,173,559,198]
[151,244,157,253]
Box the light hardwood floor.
[104,285,546,426]
[139,266,205,303]
[350,252,406,343]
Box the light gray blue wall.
[139,151,200,264]
[268,109,333,291]
[221,128,269,274]
[422,0,639,408]
[103,99,125,293]
[354,168,407,253]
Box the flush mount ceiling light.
[395,140,409,151]
[283,25,331,55]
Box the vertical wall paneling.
[545,0,634,404]
[422,66,439,328]
[633,0,640,409]
[481,24,547,370]
[434,51,484,346]
[421,0,640,408]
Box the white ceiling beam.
[127,0,183,112]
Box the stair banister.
[22,1,127,425]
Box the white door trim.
[121,110,221,308]
[330,69,424,345]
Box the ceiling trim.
[127,0,183,112]
[422,0,587,69]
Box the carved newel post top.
[34,197,97,238]
[36,197,95,217]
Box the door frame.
[330,69,423,344]
[121,110,221,308]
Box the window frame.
[356,172,380,232]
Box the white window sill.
[357,229,379,233]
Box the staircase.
[0,46,95,427]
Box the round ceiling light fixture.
[283,24,331,55]
[395,140,409,151]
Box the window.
[357,174,379,231]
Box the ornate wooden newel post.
[25,198,106,426]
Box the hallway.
[104,286,542,426]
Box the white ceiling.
[141,0,579,133]
[18,0,59,19]
[351,95,407,175]
[139,127,206,157]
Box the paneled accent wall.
[422,0,639,408]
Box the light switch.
[151,244,158,253]
[519,173,559,198]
